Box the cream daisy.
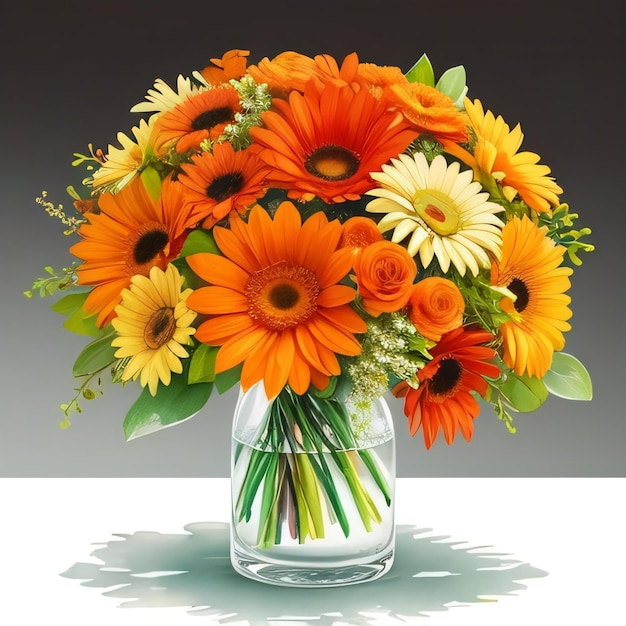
[366,153,505,276]
[91,115,161,192]
[111,264,197,396]
[130,74,203,114]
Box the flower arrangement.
[28,49,593,556]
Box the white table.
[1,478,623,625]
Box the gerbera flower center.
[508,277,530,312]
[412,189,460,236]
[245,261,320,330]
[143,307,176,349]
[206,172,244,202]
[429,357,463,397]
[191,106,235,132]
[305,145,360,181]
[133,228,170,265]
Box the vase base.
[230,546,394,588]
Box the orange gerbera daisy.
[247,51,321,98]
[198,49,250,86]
[177,142,270,228]
[247,50,397,99]
[249,80,417,203]
[393,327,500,449]
[69,176,192,328]
[356,62,407,100]
[490,216,573,378]
[384,81,469,144]
[154,85,242,154]
[443,98,563,213]
[185,201,367,399]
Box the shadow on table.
[60,523,548,624]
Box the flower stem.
[233,386,392,548]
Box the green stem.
[234,386,392,548]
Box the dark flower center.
[429,357,462,396]
[191,107,235,131]
[144,307,176,350]
[134,229,169,265]
[245,261,320,331]
[206,172,244,202]
[509,277,530,313]
[269,283,300,310]
[305,145,360,181]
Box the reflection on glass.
[60,522,548,624]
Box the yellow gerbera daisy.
[130,74,202,114]
[490,215,573,378]
[111,264,197,396]
[366,152,505,276]
[91,115,161,192]
[443,98,563,214]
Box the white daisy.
[366,153,505,276]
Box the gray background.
[1,1,623,477]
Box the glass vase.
[229,381,396,587]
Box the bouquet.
[28,49,593,553]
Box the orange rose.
[353,240,417,316]
[339,216,383,253]
[407,277,465,340]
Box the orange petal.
[186,253,248,290]
[216,325,272,372]
[186,285,247,314]
[195,313,253,345]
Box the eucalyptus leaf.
[543,352,593,401]
[498,370,549,413]
[123,373,213,441]
[72,327,117,377]
[405,53,435,86]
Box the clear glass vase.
[229,381,396,587]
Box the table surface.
[1,478,624,626]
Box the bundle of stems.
[234,387,392,549]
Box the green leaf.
[50,291,100,336]
[178,229,220,257]
[123,373,213,440]
[215,364,242,394]
[543,352,593,401]
[405,53,435,86]
[140,166,162,200]
[72,327,117,377]
[50,292,87,316]
[435,65,467,107]
[188,343,218,384]
[64,308,100,336]
[498,370,549,413]
[171,258,203,291]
